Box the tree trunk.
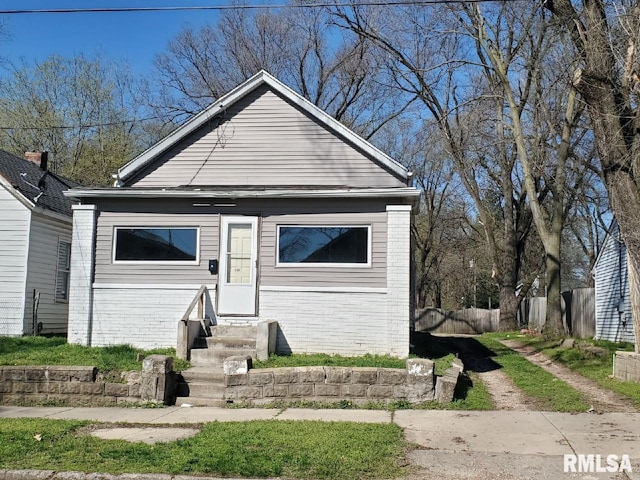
[627,253,640,353]
[499,285,519,331]
[542,240,564,339]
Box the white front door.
[218,216,259,315]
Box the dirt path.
[501,339,637,413]
[460,346,537,411]
[413,333,537,411]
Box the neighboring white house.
[0,150,77,336]
[592,219,635,344]
[65,70,419,357]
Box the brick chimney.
[24,151,48,171]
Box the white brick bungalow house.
[65,71,418,357]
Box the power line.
[0,0,524,15]
[0,115,165,130]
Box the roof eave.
[64,187,420,201]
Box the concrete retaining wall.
[223,358,463,405]
[0,356,175,406]
[614,351,640,382]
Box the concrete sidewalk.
[1,406,640,479]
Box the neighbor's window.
[55,240,71,302]
[277,226,370,265]
[114,227,198,262]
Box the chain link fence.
[0,299,23,336]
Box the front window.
[277,226,370,266]
[113,227,199,263]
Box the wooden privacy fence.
[519,287,595,338]
[415,287,595,338]
[414,307,501,335]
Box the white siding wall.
[0,187,29,335]
[130,85,406,189]
[24,213,72,335]
[593,222,635,343]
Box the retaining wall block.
[273,368,299,384]
[80,383,105,396]
[60,382,82,395]
[315,384,341,397]
[248,371,274,386]
[435,367,459,403]
[25,369,47,382]
[288,384,314,397]
[105,383,129,397]
[225,374,248,387]
[367,385,394,398]
[263,384,288,398]
[377,369,407,385]
[297,367,326,384]
[325,367,352,384]
[47,368,72,381]
[341,384,368,397]
[351,368,378,384]
[69,367,98,383]
[234,386,263,399]
[2,368,25,382]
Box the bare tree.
[545,0,640,349]
[0,54,150,186]
[152,6,412,139]
[332,3,537,329]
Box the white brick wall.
[67,205,97,345]
[258,288,390,355]
[91,286,215,348]
[386,205,411,357]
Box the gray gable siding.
[128,85,407,189]
[92,198,387,289]
[593,221,635,343]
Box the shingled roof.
[0,150,78,217]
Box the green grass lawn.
[478,334,590,412]
[514,335,640,408]
[0,336,190,372]
[0,418,405,479]
[254,352,407,369]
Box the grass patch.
[0,336,190,374]
[0,418,405,479]
[477,335,590,412]
[254,353,406,369]
[514,335,640,408]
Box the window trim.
[275,225,372,268]
[55,238,71,303]
[112,226,201,265]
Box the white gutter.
[64,187,420,200]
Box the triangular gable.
[117,71,409,188]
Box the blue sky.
[0,1,226,76]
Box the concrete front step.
[211,324,257,338]
[175,396,228,407]
[178,367,224,383]
[190,347,256,366]
[205,336,256,349]
[176,382,225,398]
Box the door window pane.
[226,224,253,284]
